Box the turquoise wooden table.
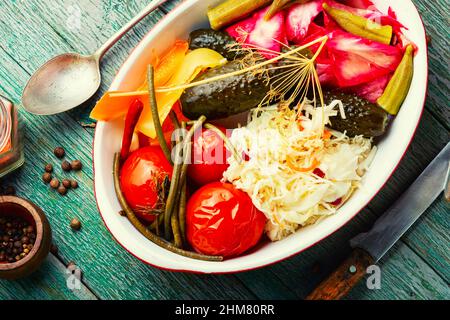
[0,0,448,300]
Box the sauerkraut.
[223,101,376,241]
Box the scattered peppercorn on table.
[0,0,448,300]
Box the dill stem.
[111,35,329,98]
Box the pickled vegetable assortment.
[93,0,416,260]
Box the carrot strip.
[287,158,319,172]
[323,130,332,140]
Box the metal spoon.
[22,0,167,116]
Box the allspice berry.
[62,179,71,189]
[45,163,53,173]
[57,186,67,196]
[70,218,82,231]
[61,160,71,172]
[71,180,79,189]
[54,147,65,158]
[50,178,60,189]
[42,172,52,184]
[71,160,82,171]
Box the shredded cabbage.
[223,101,375,241]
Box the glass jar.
[0,95,24,178]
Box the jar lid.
[0,96,12,153]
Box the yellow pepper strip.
[137,40,189,91]
[377,45,414,115]
[90,48,226,138]
[323,3,393,45]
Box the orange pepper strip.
[90,41,188,122]
[90,48,226,139]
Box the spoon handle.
[94,0,168,60]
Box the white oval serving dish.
[93,0,428,273]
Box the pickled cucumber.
[377,45,414,115]
[188,29,242,61]
[207,0,272,30]
[180,60,271,120]
[324,91,389,137]
[323,3,393,45]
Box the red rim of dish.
[92,0,429,274]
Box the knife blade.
[350,141,450,262]
[306,142,450,300]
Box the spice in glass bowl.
[0,95,24,178]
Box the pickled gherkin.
[377,45,414,115]
[188,29,242,61]
[323,3,393,45]
[324,91,389,137]
[207,0,272,30]
[180,60,271,120]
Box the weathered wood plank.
[0,0,166,127]
[237,109,450,299]
[0,47,256,300]
[160,0,183,13]
[28,0,168,126]
[0,0,278,300]
[237,214,372,299]
[0,0,448,301]
[347,241,450,300]
[364,110,450,282]
[0,255,97,300]
[402,198,450,282]
[412,0,450,128]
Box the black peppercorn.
[42,172,52,184]
[0,216,36,263]
[70,218,82,231]
[71,160,82,171]
[57,186,67,196]
[71,180,79,189]
[54,147,65,158]
[45,163,53,173]
[50,178,60,189]
[62,179,71,189]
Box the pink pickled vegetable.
[328,30,402,87]
[317,62,338,86]
[338,0,375,9]
[329,31,402,69]
[347,74,391,102]
[331,50,388,87]
[226,18,256,43]
[286,0,324,43]
[226,7,287,59]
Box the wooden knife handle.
[306,249,375,300]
